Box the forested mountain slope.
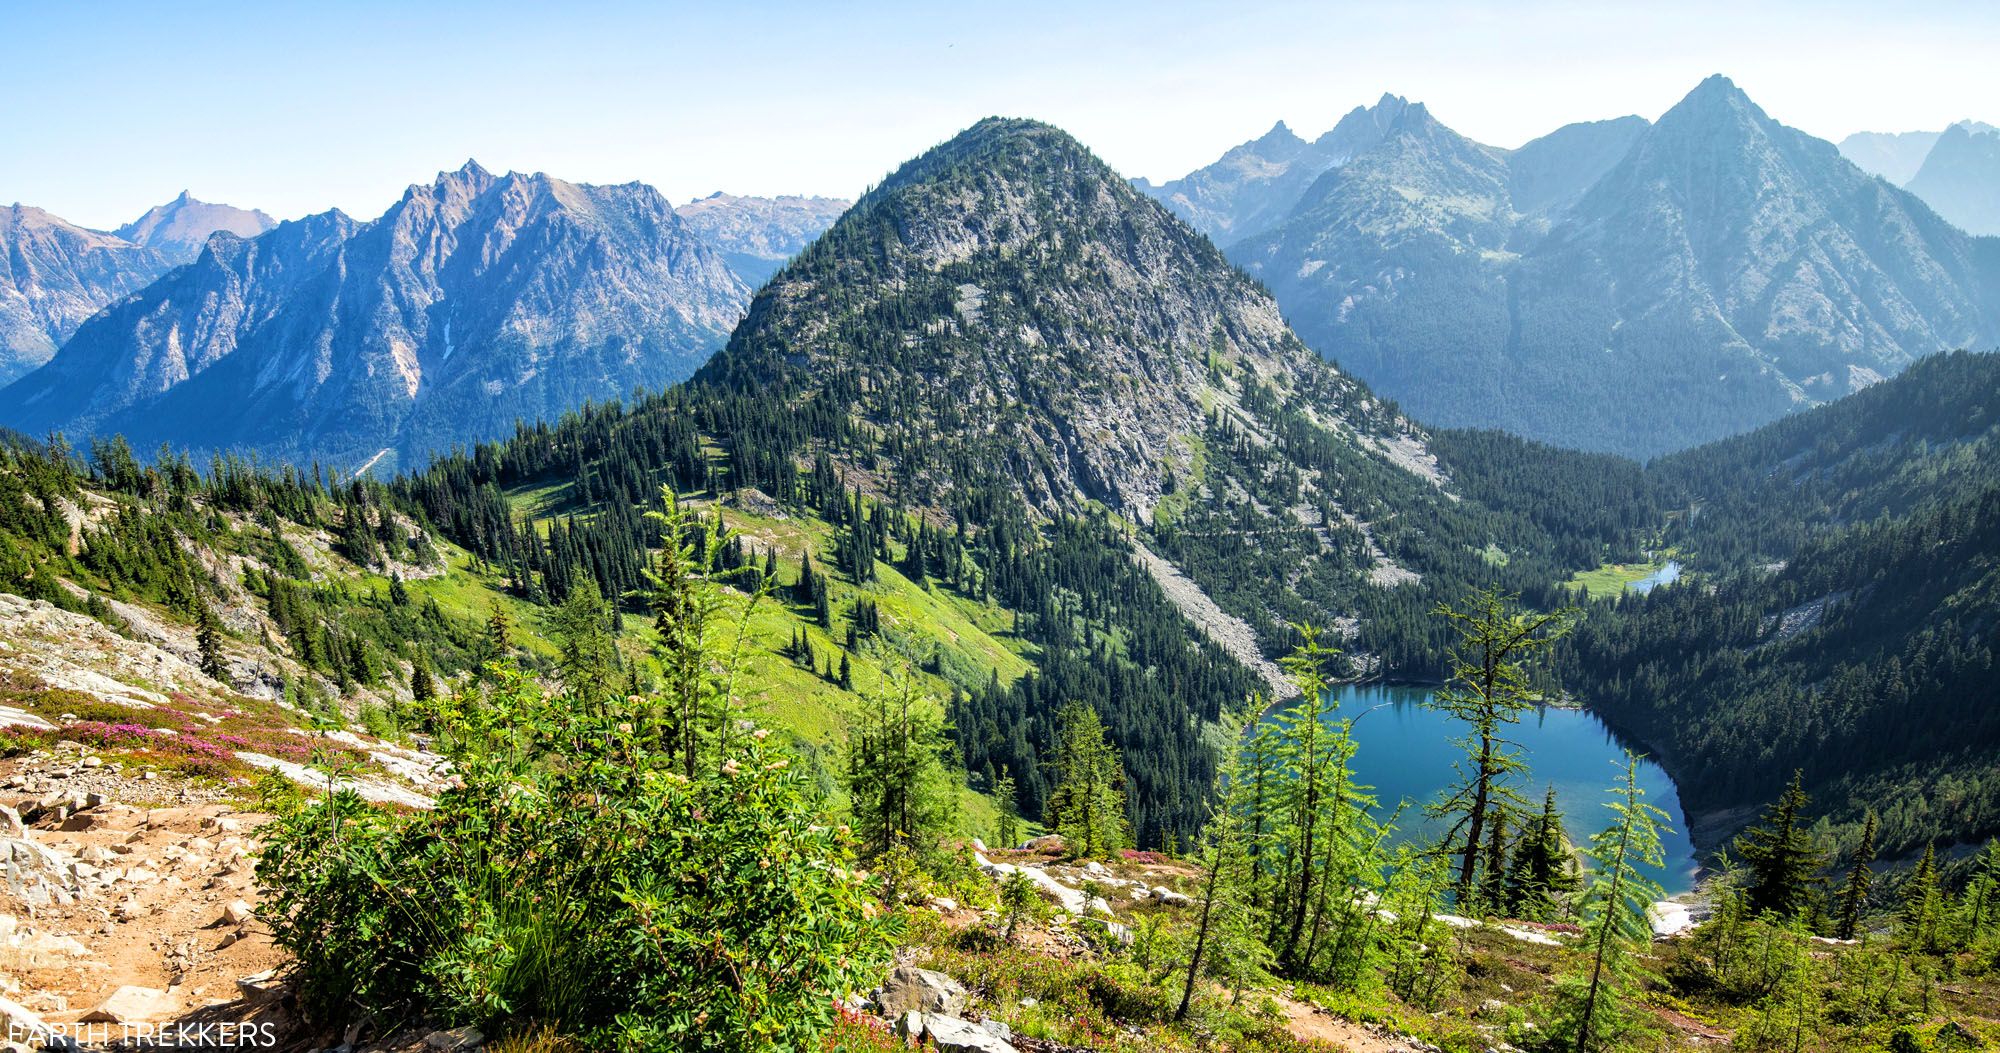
[1563,352,2000,859]
[388,118,1675,846]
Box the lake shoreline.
[1260,683,1705,896]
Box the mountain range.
[0,163,752,473]
[375,114,2000,860]
[1841,120,2000,235]
[675,192,850,285]
[1148,77,2000,457]
[0,194,274,385]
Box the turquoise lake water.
[1260,683,1701,895]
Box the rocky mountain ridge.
[675,191,850,285]
[1199,76,2000,456]
[0,162,751,472]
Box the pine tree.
[842,670,959,856]
[1962,839,2000,942]
[1550,753,1671,1053]
[480,605,513,669]
[410,656,438,706]
[551,577,617,710]
[1735,771,1827,920]
[1833,812,1878,941]
[993,770,1022,849]
[1507,787,1578,921]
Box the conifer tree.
[1550,753,1671,1053]
[1833,812,1878,941]
[1899,842,1945,954]
[196,604,227,681]
[1507,786,1577,921]
[1044,701,1128,858]
[1962,839,2000,942]
[993,770,1021,849]
[1427,587,1575,902]
[842,670,958,856]
[551,577,617,710]
[1736,771,1827,920]
[480,605,513,669]
[410,655,438,706]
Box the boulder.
[876,965,968,1016]
[2,837,77,906]
[1021,834,1066,853]
[235,969,284,1003]
[0,996,50,1046]
[221,899,254,926]
[423,1026,484,1051]
[924,1015,1017,1052]
[81,985,179,1023]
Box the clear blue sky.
[7,0,1997,229]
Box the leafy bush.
[260,668,893,1049]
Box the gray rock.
[876,964,969,1016]
[422,1026,484,1052]
[924,1015,1017,1053]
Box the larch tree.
[1043,701,1129,859]
[1550,753,1671,1053]
[1426,587,1576,904]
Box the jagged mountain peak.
[115,192,276,263]
[1655,73,1770,134]
[0,163,750,469]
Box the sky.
[7,0,1998,230]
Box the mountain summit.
[114,192,276,262]
[0,205,171,384]
[695,117,1404,517]
[0,163,749,471]
[1215,76,2000,456]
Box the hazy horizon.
[7,0,1997,229]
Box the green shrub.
[259,666,894,1050]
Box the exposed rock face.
[114,192,277,262]
[1838,128,1944,185]
[675,192,849,286]
[0,205,170,384]
[695,118,1409,518]
[1134,94,1411,243]
[0,162,751,471]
